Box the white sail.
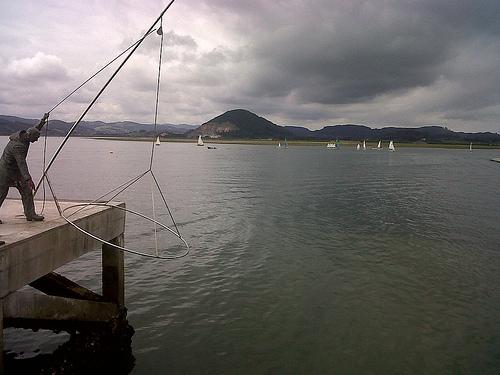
[357,143,360,150]
[377,140,381,149]
[197,135,204,146]
[155,136,160,146]
[469,142,472,152]
[278,142,281,148]
[326,141,336,148]
[363,140,366,150]
[388,140,395,151]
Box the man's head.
[26,127,40,143]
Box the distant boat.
[356,143,361,150]
[363,140,366,150]
[197,135,204,146]
[373,140,382,150]
[284,138,288,149]
[278,142,281,148]
[207,146,216,150]
[326,141,337,148]
[388,140,395,151]
[155,136,161,146]
[469,142,472,152]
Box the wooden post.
[102,235,125,307]
[0,298,4,375]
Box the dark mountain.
[271,118,497,144]
[285,126,315,138]
[312,124,500,144]
[2,112,498,144]
[186,109,292,139]
[0,115,196,136]
[315,125,372,140]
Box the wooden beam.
[29,272,105,302]
[3,291,119,331]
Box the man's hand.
[36,112,50,130]
[27,179,35,191]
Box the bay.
[2,137,500,374]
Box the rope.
[149,17,164,170]
[36,2,188,260]
[34,0,178,194]
[48,29,157,114]
[151,173,159,257]
[150,16,165,258]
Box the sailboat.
[284,138,288,149]
[155,136,161,146]
[197,135,204,146]
[363,140,366,150]
[388,140,395,151]
[278,142,281,148]
[469,142,472,152]
[356,143,360,150]
[372,140,382,150]
[326,141,337,148]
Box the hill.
[0,115,197,137]
[310,124,500,144]
[2,112,499,144]
[186,109,292,139]
[188,110,499,144]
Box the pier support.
[102,234,125,307]
[0,200,127,373]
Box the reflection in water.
[5,322,135,374]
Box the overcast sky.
[1,0,499,132]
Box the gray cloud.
[1,0,499,132]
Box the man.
[0,113,49,231]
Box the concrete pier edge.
[1,199,127,373]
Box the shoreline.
[91,137,500,149]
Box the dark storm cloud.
[197,0,500,116]
[2,0,499,131]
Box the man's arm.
[35,113,49,131]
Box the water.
[2,137,500,374]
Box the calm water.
[3,137,500,374]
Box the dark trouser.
[0,180,36,219]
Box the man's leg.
[0,184,9,225]
[0,185,9,245]
[16,181,43,221]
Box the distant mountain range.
[1,110,499,144]
[285,124,500,144]
[189,109,500,144]
[0,115,197,137]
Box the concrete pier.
[0,198,126,372]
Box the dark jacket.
[0,130,32,184]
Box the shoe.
[27,214,44,221]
